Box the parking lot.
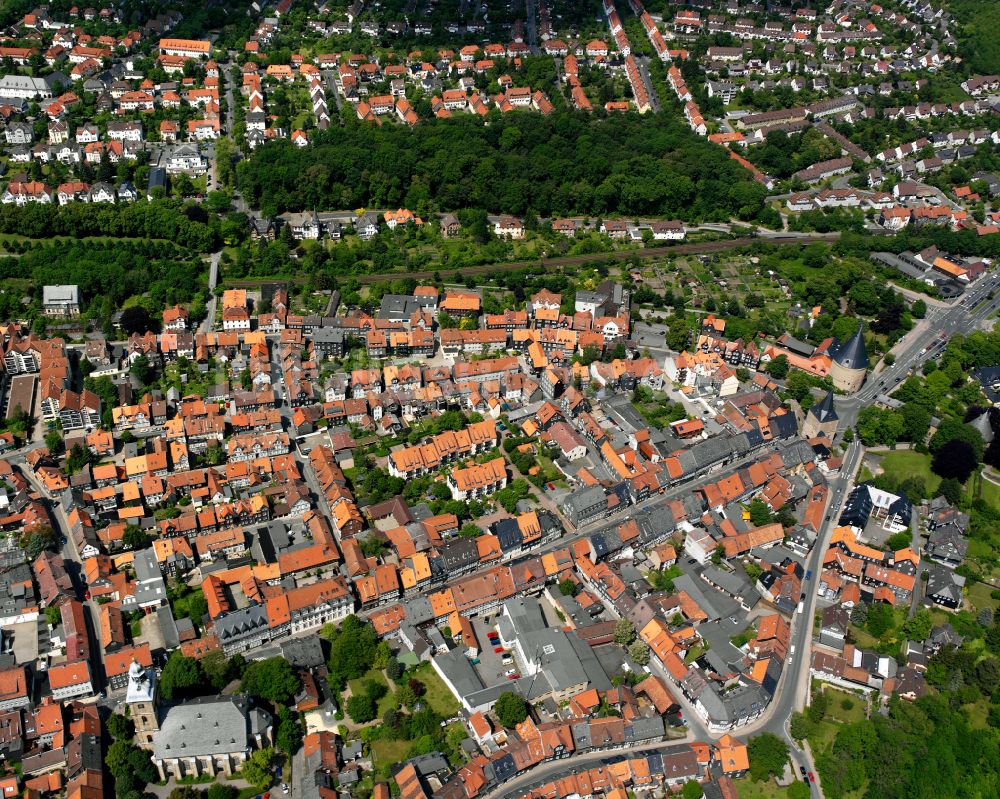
[471,614,521,687]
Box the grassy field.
[966,470,1000,511]
[734,779,801,799]
[876,450,940,495]
[348,669,397,718]
[410,662,461,717]
[848,624,879,649]
[967,580,999,613]
[370,737,412,771]
[823,687,866,725]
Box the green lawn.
[848,624,878,649]
[966,470,1000,512]
[370,738,412,772]
[966,580,999,613]
[808,718,841,753]
[822,687,866,725]
[734,779,801,799]
[876,450,940,495]
[348,669,397,718]
[410,662,460,716]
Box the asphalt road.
[200,250,221,333]
[742,440,865,796]
[480,735,695,799]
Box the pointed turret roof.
[970,410,994,444]
[834,324,868,370]
[810,390,838,423]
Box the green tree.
[458,523,481,538]
[123,524,148,550]
[865,603,895,638]
[396,683,418,708]
[628,640,651,665]
[166,784,204,799]
[158,651,204,700]
[44,428,63,455]
[275,706,304,755]
[747,733,789,782]
[856,406,905,446]
[106,738,132,775]
[747,499,772,527]
[902,609,933,642]
[558,579,579,596]
[206,784,237,799]
[787,782,811,799]
[494,692,529,728]
[937,478,963,505]
[666,313,691,351]
[614,618,636,646]
[66,442,93,474]
[346,693,376,723]
[764,355,789,379]
[326,615,379,689]
[201,650,240,690]
[885,531,913,551]
[789,711,814,741]
[682,780,704,799]
[203,441,225,465]
[241,747,274,791]
[130,354,155,386]
[911,299,927,318]
[241,658,302,706]
[373,640,393,670]
[107,713,134,741]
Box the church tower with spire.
[803,389,839,439]
[126,658,159,747]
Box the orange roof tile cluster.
[389,419,497,476]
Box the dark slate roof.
[811,390,838,423]
[279,636,325,668]
[214,604,268,641]
[768,412,799,439]
[438,538,479,570]
[970,410,994,445]
[492,518,523,552]
[833,325,869,369]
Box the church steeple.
[126,658,159,746]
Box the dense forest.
[236,112,771,222]
[0,241,208,331]
[816,654,1000,799]
[948,0,1000,76]
[0,201,221,252]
